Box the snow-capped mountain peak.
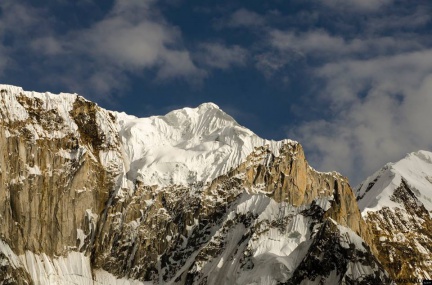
[0,84,290,188]
[356,151,432,281]
[356,150,432,215]
[196,102,220,110]
[117,102,289,187]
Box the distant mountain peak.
[356,150,432,281]
[197,102,220,110]
[356,150,432,214]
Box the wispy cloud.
[0,1,52,73]
[364,6,431,32]
[269,30,423,59]
[215,8,265,29]
[246,2,432,184]
[195,42,248,70]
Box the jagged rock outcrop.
[0,85,392,284]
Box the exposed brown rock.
[364,181,432,283]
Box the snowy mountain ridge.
[0,84,291,188]
[356,150,432,215]
[116,100,291,187]
[356,150,432,281]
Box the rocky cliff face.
[0,85,392,284]
[93,142,389,284]
[356,151,432,283]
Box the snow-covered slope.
[356,150,432,215]
[356,151,432,282]
[116,102,289,187]
[0,84,290,190]
[0,84,79,138]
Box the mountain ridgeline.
[0,84,409,284]
[356,151,432,283]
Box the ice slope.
[115,102,291,187]
[356,150,432,214]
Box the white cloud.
[196,42,248,69]
[290,49,432,185]
[1,0,205,96]
[74,0,204,86]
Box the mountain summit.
[0,85,392,284]
[356,151,432,281]
[117,100,288,187]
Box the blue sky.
[1,0,432,185]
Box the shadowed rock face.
[0,85,392,284]
[281,220,393,285]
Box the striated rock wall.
[0,87,123,284]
